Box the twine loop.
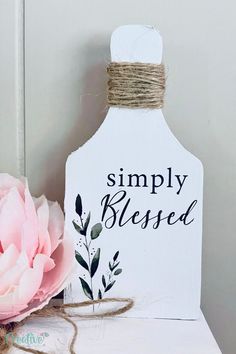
[107,62,165,109]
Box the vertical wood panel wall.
[0,0,24,176]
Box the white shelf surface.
[10,311,221,354]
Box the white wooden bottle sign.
[65,25,203,319]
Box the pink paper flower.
[0,174,74,324]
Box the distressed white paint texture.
[65,25,203,320]
[10,312,221,354]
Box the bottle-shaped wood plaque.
[65,25,203,320]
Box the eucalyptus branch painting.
[73,194,123,301]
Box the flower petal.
[48,201,64,253]
[36,196,51,256]
[0,253,55,321]
[1,236,74,323]
[0,187,25,251]
[0,252,28,295]
[0,254,62,324]
[36,236,75,299]
[0,174,25,199]
[21,183,39,261]
[36,196,49,231]
[0,244,19,277]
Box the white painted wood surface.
[10,311,221,354]
[65,25,203,320]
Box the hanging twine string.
[0,297,134,354]
[107,62,165,109]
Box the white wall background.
[0,1,235,353]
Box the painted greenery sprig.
[98,251,122,299]
[73,194,102,300]
[73,194,123,301]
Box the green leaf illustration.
[72,220,82,234]
[74,195,123,302]
[113,251,119,262]
[114,268,122,276]
[112,262,120,271]
[91,248,101,278]
[82,212,91,235]
[75,251,89,271]
[79,277,93,300]
[102,275,106,288]
[98,289,102,299]
[105,280,116,292]
[75,194,83,216]
[91,223,103,240]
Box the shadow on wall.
[39,41,109,207]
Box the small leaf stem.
[82,216,94,311]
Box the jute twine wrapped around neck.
[107,62,165,109]
[0,297,134,353]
